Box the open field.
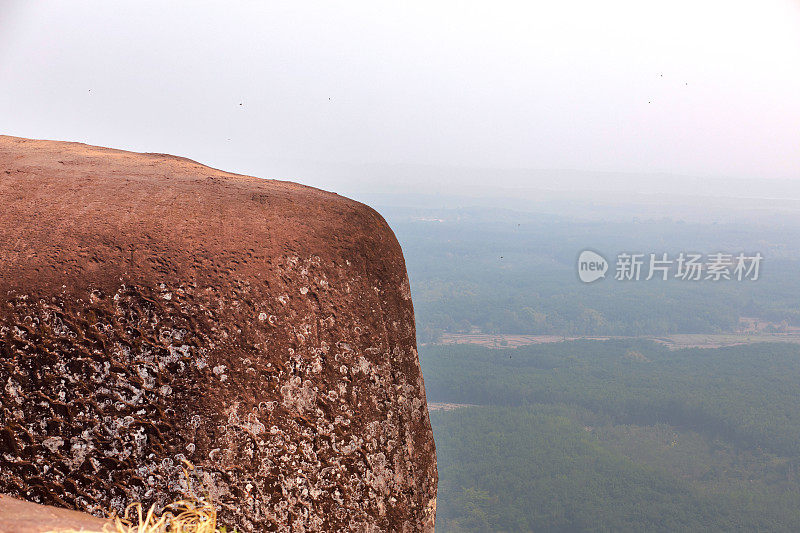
[427,402,478,412]
[433,332,800,350]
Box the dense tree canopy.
[422,341,800,531]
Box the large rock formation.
[0,136,437,531]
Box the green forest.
[421,341,800,531]
[383,202,800,531]
[383,206,800,340]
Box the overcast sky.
[1,1,798,198]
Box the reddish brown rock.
[0,493,109,533]
[0,136,437,531]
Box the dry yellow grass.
[46,462,234,533]
[47,495,228,533]
[106,497,219,533]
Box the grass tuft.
[107,497,219,533]
[47,461,236,533]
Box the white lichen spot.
[399,277,412,300]
[280,376,317,412]
[43,436,64,453]
[355,356,371,375]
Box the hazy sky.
[1,1,798,197]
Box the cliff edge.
[0,136,437,531]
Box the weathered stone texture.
[0,136,437,531]
[0,493,109,533]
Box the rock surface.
[0,493,109,533]
[0,136,437,531]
